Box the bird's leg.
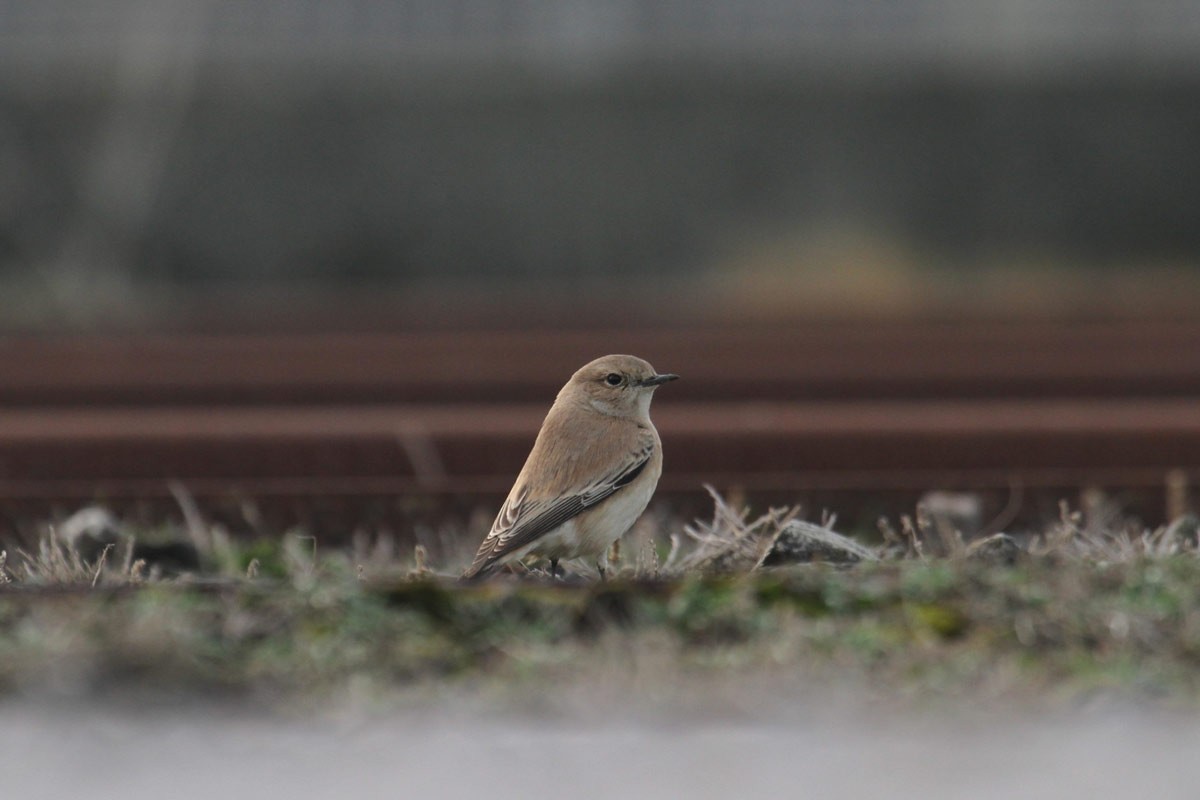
[596,550,608,582]
[549,558,560,578]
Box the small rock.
[132,541,201,574]
[918,491,984,539]
[964,532,1023,565]
[1164,514,1200,546]
[57,507,124,562]
[57,506,201,574]
[761,521,878,567]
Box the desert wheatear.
[462,354,677,580]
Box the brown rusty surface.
[0,400,1196,499]
[2,319,1200,406]
[0,321,1197,514]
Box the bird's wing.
[463,430,655,578]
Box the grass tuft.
[1,488,1199,706]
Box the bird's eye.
[604,373,623,386]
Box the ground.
[5,494,1200,797]
[3,529,1200,707]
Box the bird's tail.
[459,559,496,583]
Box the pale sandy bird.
[462,354,678,580]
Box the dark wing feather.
[462,440,652,579]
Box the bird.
[462,354,678,581]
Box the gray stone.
[57,507,124,562]
[761,521,878,567]
[964,533,1024,565]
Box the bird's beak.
[637,373,679,387]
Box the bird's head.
[561,354,678,419]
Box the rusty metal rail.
[3,319,1200,405]
[0,321,1197,523]
[0,400,1195,497]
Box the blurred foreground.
[3,491,1200,706]
[5,700,1199,800]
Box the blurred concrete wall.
[1,1,1199,300]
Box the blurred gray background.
[1,1,1199,326]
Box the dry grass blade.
[667,485,801,575]
[17,532,95,585]
[91,544,113,588]
[8,527,158,587]
[170,481,213,557]
[1027,497,1199,562]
